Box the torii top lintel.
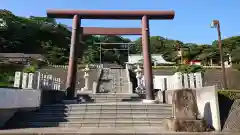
[46,9,175,20]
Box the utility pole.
[211,20,228,89]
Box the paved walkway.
[0,127,238,135]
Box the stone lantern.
[81,64,90,91]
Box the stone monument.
[164,89,208,132]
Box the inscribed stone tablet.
[172,89,198,120]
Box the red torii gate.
[47,9,175,102]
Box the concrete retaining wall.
[0,88,66,127]
[0,88,41,109]
[0,88,41,127]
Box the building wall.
[128,54,172,64]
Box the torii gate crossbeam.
[47,9,175,103]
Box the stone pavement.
[0,127,239,135]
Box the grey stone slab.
[132,114,148,118]
[86,105,101,109]
[117,110,132,113]
[133,117,149,121]
[133,123,150,127]
[81,123,98,127]
[117,105,131,108]
[131,106,146,109]
[100,114,116,117]
[132,109,147,112]
[115,123,133,127]
[117,114,132,117]
[98,124,115,127]
[132,120,150,124]
[83,115,100,118]
[85,109,101,113]
[116,118,133,121]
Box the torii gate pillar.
[141,15,155,102]
[66,15,80,98]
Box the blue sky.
[1,0,239,44]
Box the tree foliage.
[1,10,240,66]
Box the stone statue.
[134,64,145,94]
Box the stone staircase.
[6,103,173,129]
[97,68,129,93]
[88,93,141,103]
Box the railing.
[49,64,103,69]
[13,71,61,90]
[126,64,223,69]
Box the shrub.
[23,65,37,73]
[176,64,205,73]
[218,90,240,100]
[232,64,240,71]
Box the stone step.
[34,111,172,116]
[19,120,163,127]
[93,98,131,102]
[24,118,167,123]
[89,94,139,97]
[25,116,170,122]
[90,97,136,99]
[37,111,172,116]
[32,114,171,119]
[40,107,172,111]
[42,103,172,108]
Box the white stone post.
[183,73,189,88]
[14,71,22,88]
[47,75,53,90]
[36,72,42,90]
[134,64,144,93]
[81,64,90,91]
[229,54,232,67]
[43,74,48,89]
[27,73,34,89]
[57,78,61,90]
[195,72,203,88]
[21,73,28,89]
[174,72,183,89]
[189,73,195,88]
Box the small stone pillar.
[134,64,144,94]
[81,64,90,91]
